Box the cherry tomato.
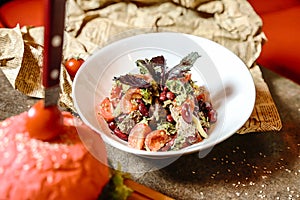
[145,130,170,152]
[98,97,114,122]
[128,123,152,150]
[64,57,84,78]
[26,100,63,141]
[120,88,140,114]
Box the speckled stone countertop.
[1,66,299,200]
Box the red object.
[128,123,152,150]
[248,0,300,14]
[26,100,63,141]
[248,0,300,84]
[98,97,115,122]
[64,57,85,78]
[0,20,4,28]
[0,0,44,27]
[0,110,110,199]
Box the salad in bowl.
[97,52,217,152]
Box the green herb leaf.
[98,168,133,200]
[157,121,177,135]
[165,79,194,105]
[140,88,152,105]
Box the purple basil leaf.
[114,74,151,88]
[136,55,166,87]
[166,52,200,80]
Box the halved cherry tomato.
[120,88,140,114]
[128,123,152,150]
[26,100,63,141]
[144,130,170,152]
[98,97,114,122]
[64,57,84,78]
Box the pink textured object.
[0,111,110,200]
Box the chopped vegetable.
[98,168,133,200]
[98,97,114,122]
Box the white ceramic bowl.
[72,32,255,159]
